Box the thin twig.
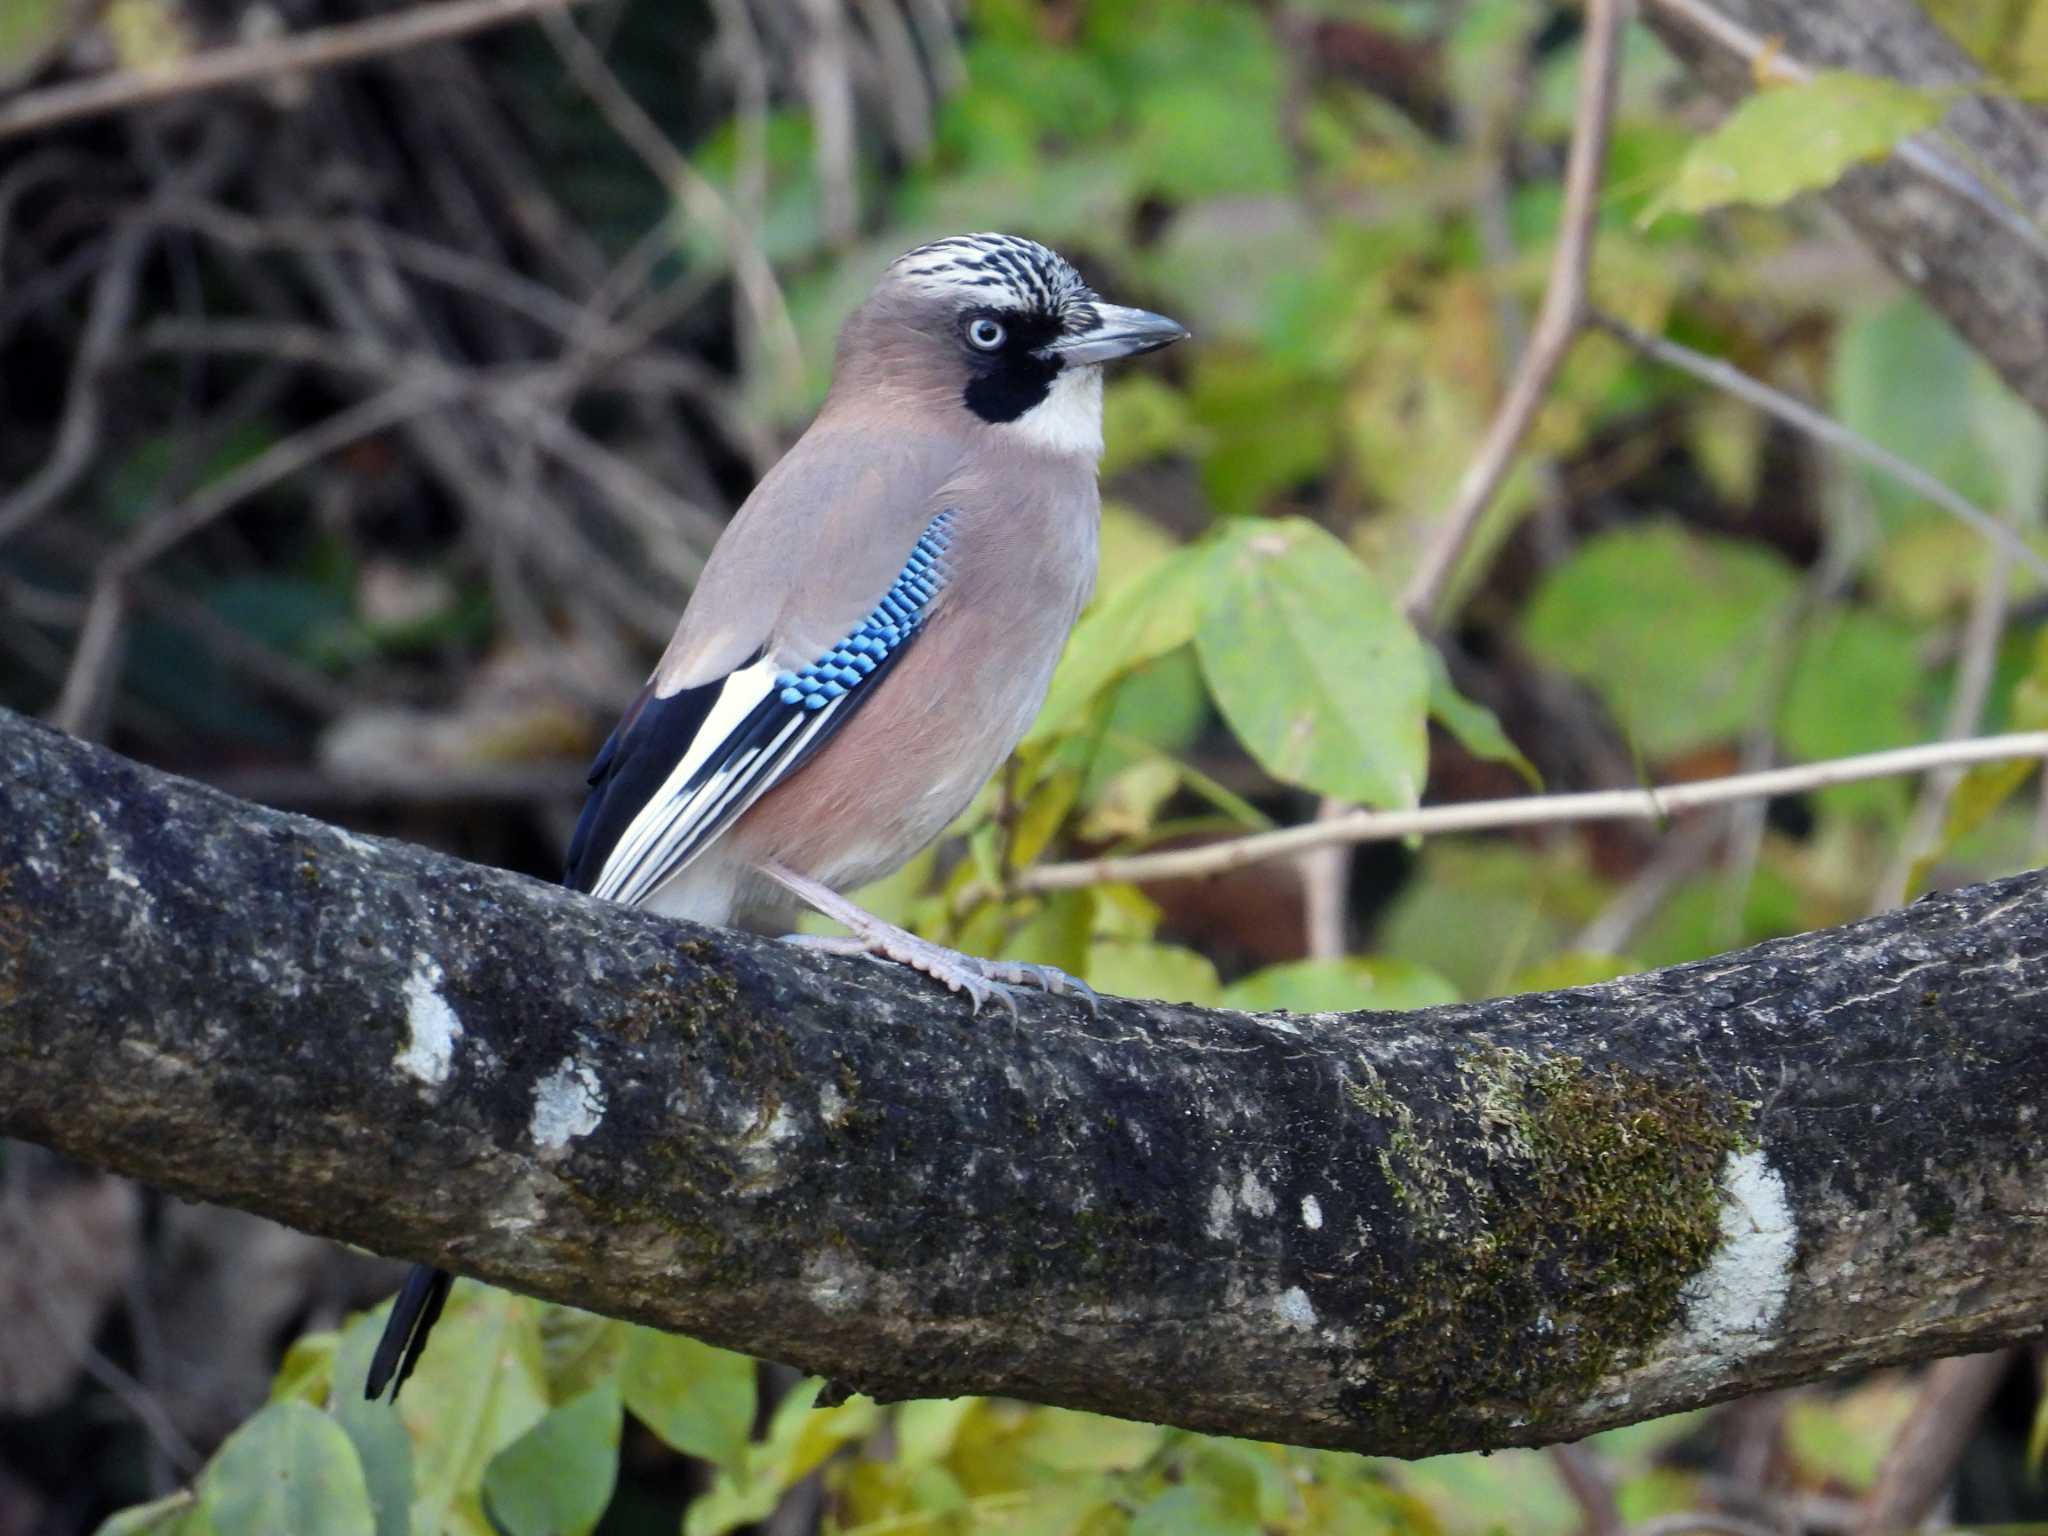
[0,218,151,546]
[1594,310,2048,587]
[1400,0,1628,623]
[1853,1351,2011,1535]
[1551,1443,1625,1536]
[1299,796,1351,960]
[122,382,459,572]
[1572,814,1725,954]
[1874,544,2010,911]
[0,0,592,143]
[537,6,804,397]
[798,0,860,246]
[1013,732,2048,894]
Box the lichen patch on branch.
[531,1056,606,1149]
[1674,1148,1796,1362]
[397,958,461,1086]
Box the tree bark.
[1644,0,2048,423]
[1,706,2045,1457]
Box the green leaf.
[329,1307,416,1536]
[1653,72,1948,218]
[1187,352,1341,519]
[1379,843,1612,999]
[1525,522,1801,757]
[1085,941,1222,1006]
[202,1402,376,1536]
[1221,957,1458,1014]
[1130,1484,1260,1536]
[1425,648,1537,786]
[1833,297,2006,538]
[1029,541,1216,744]
[1196,518,1429,807]
[90,1492,208,1536]
[396,1286,549,1536]
[482,1379,621,1536]
[619,1326,757,1474]
[1778,607,1925,818]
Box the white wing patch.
[591,657,833,907]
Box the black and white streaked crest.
[890,233,1099,327]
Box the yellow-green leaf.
[1654,72,1948,219]
[1195,517,1428,807]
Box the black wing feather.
[563,676,724,893]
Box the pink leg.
[763,862,1098,1019]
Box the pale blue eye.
[967,318,1006,351]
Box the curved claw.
[985,960,1102,1018]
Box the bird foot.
[783,929,1094,1018]
[768,862,1099,1018]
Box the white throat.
[1004,364,1104,460]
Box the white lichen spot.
[1678,1148,1795,1359]
[397,959,460,1086]
[1206,1182,1236,1240]
[1300,1194,1323,1231]
[107,865,142,890]
[1237,1171,1276,1218]
[530,1057,605,1149]
[818,1082,846,1124]
[804,1248,868,1312]
[1273,1286,1318,1329]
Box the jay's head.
[832,233,1188,459]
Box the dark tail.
[365,1265,453,1401]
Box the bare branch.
[0,0,592,145]
[1400,0,1626,623]
[1852,1352,2011,1535]
[1016,732,2048,893]
[1592,311,2048,587]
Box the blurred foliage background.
[4,0,2048,1531]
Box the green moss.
[1346,1047,1751,1433]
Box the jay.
[367,233,1186,1400]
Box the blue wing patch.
[568,511,957,906]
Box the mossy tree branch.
[2,707,2045,1457]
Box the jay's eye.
[965,317,1006,351]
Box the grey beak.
[1046,303,1190,365]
